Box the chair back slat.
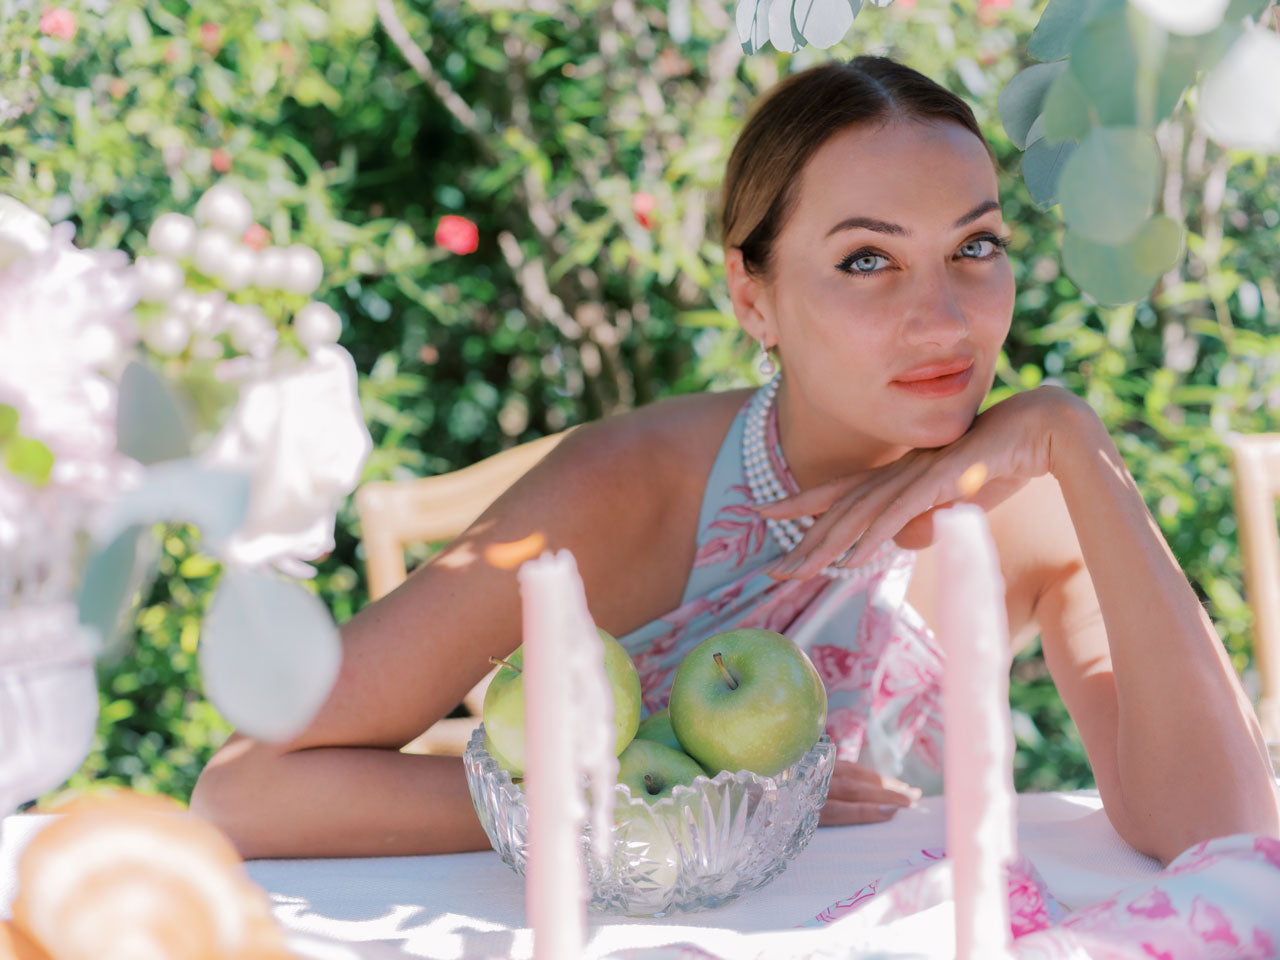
[1228,434,1280,756]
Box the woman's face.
[737,118,1014,461]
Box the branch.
[375,0,487,145]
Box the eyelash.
[835,233,1010,277]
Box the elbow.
[189,735,277,860]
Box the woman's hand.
[819,759,923,826]
[760,386,1087,580]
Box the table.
[1,790,1163,959]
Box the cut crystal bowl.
[463,724,835,917]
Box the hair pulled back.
[720,56,988,280]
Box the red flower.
[39,7,76,41]
[632,191,657,230]
[211,147,232,173]
[200,22,221,55]
[241,223,270,251]
[434,215,478,255]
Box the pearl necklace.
[742,376,894,580]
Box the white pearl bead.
[220,242,257,292]
[147,212,198,259]
[252,246,291,290]
[144,312,191,355]
[294,301,342,347]
[134,255,185,303]
[192,228,236,281]
[195,183,253,236]
[281,243,323,295]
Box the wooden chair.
[354,429,574,756]
[1226,433,1280,769]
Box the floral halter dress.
[616,387,946,794]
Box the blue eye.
[959,235,1009,259]
[837,251,889,276]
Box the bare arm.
[1034,395,1278,863]
[191,411,699,859]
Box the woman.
[191,56,1278,866]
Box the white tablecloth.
[1,790,1163,959]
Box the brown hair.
[720,56,989,280]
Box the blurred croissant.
[2,791,293,960]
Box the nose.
[902,269,968,348]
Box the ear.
[725,247,778,348]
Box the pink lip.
[890,358,975,399]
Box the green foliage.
[4,0,1277,804]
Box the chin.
[902,411,976,450]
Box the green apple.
[668,628,827,777]
[484,734,521,781]
[633,707,683,753]
[616,738,706,802]
[481,626,642,778]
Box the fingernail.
[879,804,899,817]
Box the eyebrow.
[824,200,1002,239]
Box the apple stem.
[489,655,521,674]
[712,652,738,690]
[644,773,659,795]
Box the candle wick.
[712,652,738,690]
[489,655,521,675]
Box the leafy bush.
[4,0,1277,802]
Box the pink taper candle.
[936,503,1016,960]
[518,550,617,960]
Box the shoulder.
[540,388,753,495]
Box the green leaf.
[201,568,342,741]
[116,361,192,465]
[793,0,859,51]
[5,435,54,486]
[1062,216,1182,306]
[0,403,17,443]
[1021,136,1077,209]
[1028,0,1087,62]
[1069,10,1138,127]
[78,524,159,653]
[736,0,771,54]
[1042,70,1092,143]
[998,62,1067,150]
[1059,127,1161,245]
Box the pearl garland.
[742,375,894,580]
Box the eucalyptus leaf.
[1058,127,1161,245]
[998,62,1067,149]
[78,524,160,657]
[1021,136,1077,209]
[199,569,342,742]
[1069,10,1138,126]
[768,0,804,53]
[1062,216,1182,306]
[97,458,250,555]
[735,0,771,54]
[116,361,192,465]
[1042,70,1092,143]
[794,0,859,50]
[1027,0,1087,62]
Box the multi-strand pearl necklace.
[742,375,893,580]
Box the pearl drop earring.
[757,340,776,378]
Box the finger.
[819,800,903,826]
[830,761,923,797]
[752,473,861,519]
[836,468,954,570]
[826,783,920,809]
[771,461,932,579]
